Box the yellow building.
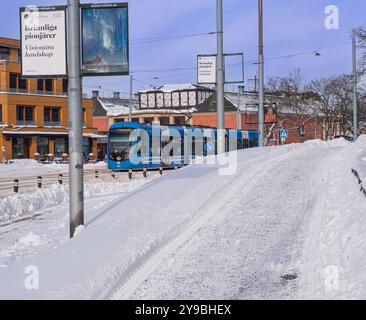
[0,37,99,161]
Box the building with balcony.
[0,37,99,161]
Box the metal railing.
[16,120,36,127]
[0,169,158,198]
[44,121,62,127]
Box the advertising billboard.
[20,6,67,78]
[197,55,216,84]
[81,3,129,77]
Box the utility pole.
[129,74,133,122]
[352,35,358,141]
[216,0,225,154]
[248,75,258,92]
[68,0,84,238]
[258,0,265,147]
[237,88,240,130]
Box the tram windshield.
[109,130,133,161]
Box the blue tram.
[107,122,258,171]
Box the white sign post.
[197,55,217,84]
[20,6,67,77]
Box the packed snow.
[0,159,106,177]
[0,137,365,300]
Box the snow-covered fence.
[351,169,366,198]
[0,170,152,197]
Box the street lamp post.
[352,35,359,141]
[129,74,133,122]
[67,0,84,238]
[216,0,225,154]
[258,0,265,147]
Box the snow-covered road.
[115,142,343,300]
[0,138,365,299]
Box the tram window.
[137,136,142,157]
[243,139,249,149]
[203,137,208,156]
[191,137,195,156]
[170,137,174,157]
[237,139,243,150]
[149,133,152,158]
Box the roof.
[196,93,237,113]
[110,108,196,117]
[139,83,214,94]
[94,97,139,117]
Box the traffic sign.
[280,130,289,141]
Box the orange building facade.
[0,37,98,161]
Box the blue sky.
[3,0,366,96]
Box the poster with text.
[81,3,129,77]
[197,55,217,84]
[20,6,67,77]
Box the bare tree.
[266,69,315,142]
[307,74,366,139]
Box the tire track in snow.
[107,144,322,300]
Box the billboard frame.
[80,2,129,77]
[19,5,68,79]
[197,52,245,85]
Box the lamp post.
[216,0,225,154]
[352,35,359,141]
[258,0,265,147]
[67,0,84,238]
[129,74,133,122]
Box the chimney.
[113,92,120,99]
[92,90,99,98]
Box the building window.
[181,91,188,107]
[164,93,172,107]
[62,79,68,93]
[0,105,2,124]
[45,79,53,93]
[9,73,17,89]
[54,138,68,158]
[140,94,148,108]
[37,138,49,159]
[16,105,35,126]
[18,77,27,91]
[189,91,196,106]
[12,138,30,159]
[172,92,180,107]
[83,137,91,158]
[83,108,87,127]
[148,93,155,108]
[0,46,10,60]
[156,93,164,108]
[37,79,44,92]
[44,107,61,126]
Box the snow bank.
[0,159,107,174]
[0,178,151,223]
[299,135,366,299]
